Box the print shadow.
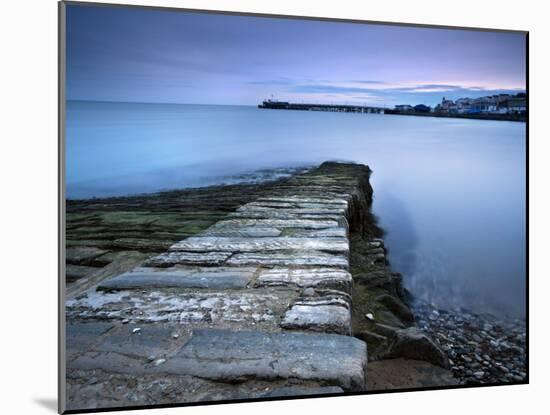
[34,398,57,413]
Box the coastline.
[258,100,526,122]
[413,301,526,385]
[383,110,526,123]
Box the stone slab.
[229,211,342,221]
[169,237,349,254]
[144,251,231,267]
[66,290,288,326]
[68,351,146,374]
[242,201,348,213]
[293,293,351,309]
[289,227,348,238]
[98,267,256,291]
[281,304,351,335]
[256,196,350,205]
[96,326,183,359]
[203,227,282,237]
[165,329,367,391]
[66,322,115,351]
[236,206,347,215]
[227,251,349,269]
[255,268,352,293]
[211,219,341,230]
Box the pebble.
[85,377,98,385]
[132,327,141,334]
[413,301,526,385]
[154,358,166,366]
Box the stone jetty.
[64,162,454,411]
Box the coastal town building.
[413,104,431,113]
[394,104,413,112]
[390,92,526,119]
[431,93,526,115]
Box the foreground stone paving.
[65,162,378,410]
[64,162,527,411]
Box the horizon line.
[67,90,527,108]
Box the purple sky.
[66,4,526,107]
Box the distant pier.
[258,99,526,121]
[258,100,385,114]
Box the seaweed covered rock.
[376,294,415,324]
[385,327,449,368]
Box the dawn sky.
[66,4,526,107]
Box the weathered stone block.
[281,304,351,335]
[227,251,349,269]
[169,236,349,254]
[229,211,342,221]
[66,322,114,351]
[255,268,352,293]
[203,227,282,237]
[98,267,256,291]
[165,329,367,391]
[144,251,231,267]
[211,218,341,230]
[97,326,182,358]
[290,227,348,238]
[236,206,347,216]
[66,290,285,326]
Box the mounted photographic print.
[59,1,528,413]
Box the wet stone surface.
[282,303,351,335]
[167,329,367,390]
[254,268,352,293]
[98,267,257,291]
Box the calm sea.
[66,100,527,318]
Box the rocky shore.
[413,301,527,385]
[63,162,525,411]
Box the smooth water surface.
[66,101,526,318]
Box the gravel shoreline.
[413,301,527,385]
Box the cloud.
[290,84,380,94]
[290,82,497,95]
[352,80,386,85]
[247,79,295,86]
[277,81,526,106]
[391,84,487,93]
